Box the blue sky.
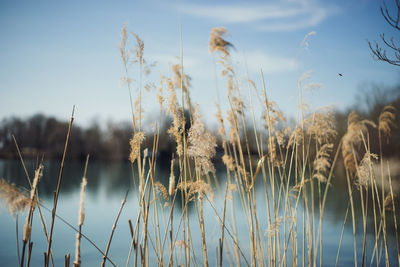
[0,0,399,128]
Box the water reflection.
[0,159,398,266]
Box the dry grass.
[0,25,398,267]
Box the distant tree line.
[0,84,399,162]
[0,112,181,162]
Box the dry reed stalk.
[12,135,32,187]
[21,163,43,267]
[45,107,74,267]
[386,161,400,266]
[35,202,116,266]
[335,200,351,267]
[261,69,279,263]
[168,158,175,267]
[142,154,155,266]
[11,135,56,266]
[147,131,165,266]
[199,198,209,267]
[65,253,70,267]
[345,167,358,267]
[203,194,250,266]
[26,241,33,267]
[341,111,377,267]
[119,24,136,131]
[377,105,395,266]
[73,156,89,267]
[101,190,129,267]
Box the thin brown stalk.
[37,203,116,267]
[101,190,129,267]
[26,241,33,267]
[65,253,70,267]
[387,161,400,266]
[335,200,351,267]
[45,107,75,267]
[21,163,43,267]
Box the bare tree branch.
[369,0,400,66]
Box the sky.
[0,0,399,129]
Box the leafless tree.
[369,0,400,66]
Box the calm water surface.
[0,159,398,266]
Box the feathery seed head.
[119,24,128,65]
[187,105,217,175]
[342,111,376,173]
[379,105,396,142]
[131,32,144,64]
[209,27,232,56]
[384,195,393,211]
[356,152,378,188]
[166,80,185,156]
[129,132,145,164]
[0,179,30,217]
[307,111,337,145]
[222,154,235,171]
[178,180,213,201]
[154,182,168,202]
[312,143,333,183]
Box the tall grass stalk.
[45,107,75,267]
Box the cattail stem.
[26,241,33,267]
[21,164,43,267]
[46,107,75,267]
[74,156,88,267]
[198,197,209,267]
[65,253,70,267]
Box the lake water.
[0,159,398,266]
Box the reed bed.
[0,25,399,267]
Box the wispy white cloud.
[239,50,298,74]
[179,0,337,32]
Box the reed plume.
[384,195,393,212]
[119,24,128,67]
[209,27,232,56]
[222,154,235,171]
[342,111,376,173]
[306,111,337,145]
[129,131,145,164]
[313,143,334,183]
[131,32,144,65]
[0,179,30,217]
[379,105,396,142]
[166,79,185,157]
[356,152,378,188]
[154,182,168,203]
[177,180,213,201]
[187,105,217,175]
